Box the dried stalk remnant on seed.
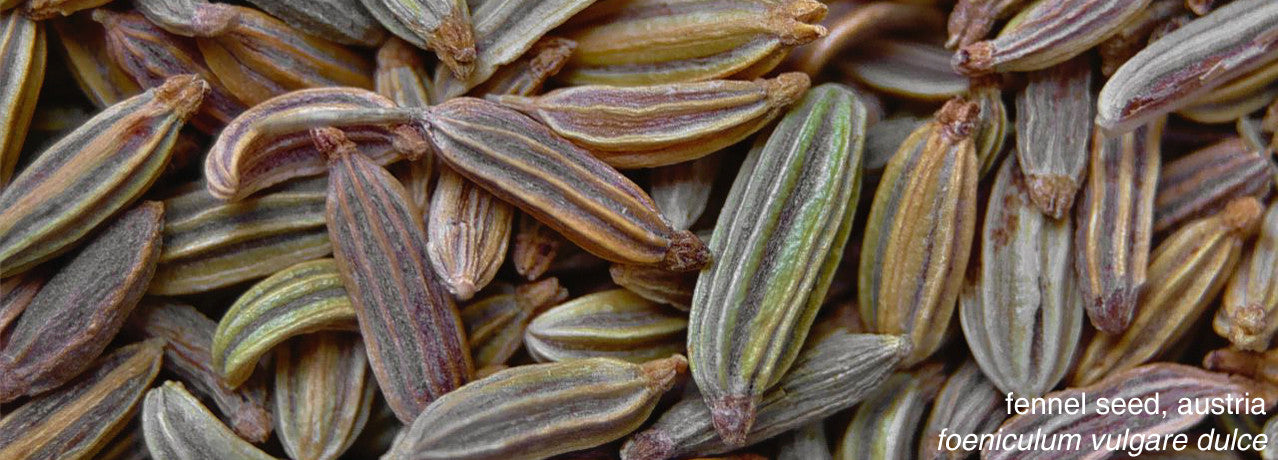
[470,36,577,98]
[319,127,472,423]
[495,73,809,168]
[0,202,163,403]
[0,340,163,460]
[1075,121,1163,333]
[213,258,357,388]
[360,0,475,78]
[423,97,710,272]
[1096,0,1278,133]
[387,355,687,460]
[858,99,979,367]
[1214,202,1278,351]
[0,75,202,277]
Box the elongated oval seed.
[429,0,597,100]
[1074,121,1162,333]
[213,258,357,388]
[149,177,331,295]
[1013,54,1093,218]
[461,278,567,368]
[525,288,687,364]
[428,167,514,300]
[0,202,163,402]
[559,0,828,86]
[0,10,44,188]
[858,98,979,367]
[841,39,970,101]
[274,333,375,460]
[423,97,710,272]
[1154,137,1275,235]
[93,9,243,134]
[239,0,385,46]
[494,73,809,168]
[0,75,201,277]
[319,127,473,423]
[620,331,909,460]
[142,381,278,460]
[0,340,163,460]
[193,4,375,107]
[953,0,1149,75]
[985,364,1261,460]
[1096,0,1278,133]
[1072,198,1264,385]
[205,87,427,201]
[918,361,1005,460]
[129,301,272,443]
[960,157,1082,398]
[1214,202,1278,351]
[690,83,865,445]
[386,355,687,460]
[610,263,698,311]
[361,0,475,78]
[834,365,945,460]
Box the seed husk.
[241,0,387,46]
[0,202,163,402]
[428,0,597,100]
[386,355,688,460]
[422,97,711,272]
[128,301,273,443]
[558,0,828,86]
[204,87,426,202]
[952,0,1149,75]
[1096,0,1278,133]
[0,75,201,277]
[461,278,567,368]
[428,167,514,300]
[918,361,1005,460]
[0,10,44,189]
[841,39,970,101]
[785,1,945,77]
[620,331,909,460]
[212,258,358,388]
[494,73,809,168]
[361,0,475,79]
[834,365,945,460]
[858,98,979,367]
[319,126,473,424]
[525,288,686,364]
[0,340,163,460]
[1013,54,1093,218]
[1214,201,1278,351]
[960,157,1083,398]
[141,381,278,460]
[273,332,375,460]
[25,0,113,19]
[1154,137,1275,235]
[1072,198,1264,385]
[690,83,865,444]
[93,9,244,134]
[985,364,1264,460]
[1074,120,1164,333]
[149,177,331,295]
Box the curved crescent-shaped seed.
[0,340,163,460]
[689,83,865,444]
[524,289,686,364]
[319,127,473,424]
[386,355,687,460]
[141,381,278,460]
[205,87,426,201]
[0,75,202,277]
[212,258,358,388]
[1096,0,1278,133]
[422,97,710,272]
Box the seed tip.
[310,127,357,164]
[709,395,756,446]
[662,230,711,272]
[621,430,675,460]
[952,42,993,76]
[1088,288,1138,334]
[640,354,687,391]
[154,75,210,118]
[937,98,980,139]
[768,72,811,106]
[1024,174,1078,220]
[1222,197,1264,235]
